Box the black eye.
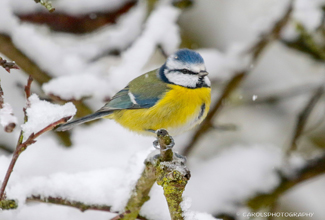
[180,69,196,75]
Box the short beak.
[199,71,208,77]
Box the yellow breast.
[111,85,211,136]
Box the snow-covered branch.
[0,78,76,208]
[288,86,324,154]
[27,195,113,212]
[120,129,190,220]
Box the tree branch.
[0,34,92,118]
[183,1,293,156]
[0,34,52,85]
[0,78,3,109]
[0,57,19,73]
[121,157,157,220]
[120,129,190,220]
[247,153,325,210]
[0,76,74,204]
[0,34,92,146]
[27,195,112,212]
[0,116,71,203]
[26,195,148,220]
[34,0,55,13]
[24,76,33,101]
[287,86,324,154]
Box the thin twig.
[0,57,19,73]
[24,76,33,100]
[183,1,293,156]
[34,0,55,12]
[0,76,70,201]
[0,116,71,201]
[24,116,72,147]
[287,86,324,154]
[110,211,132,220]
[27,195,148,219]
[27,195,112,212]
[0,79,4,109]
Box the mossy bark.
[156,165,190,220]
[0,199,18,210]
[122,162,157,220]
[120,129,190,220]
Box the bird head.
[159,49,210,88]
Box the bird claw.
[165,136,175,150]
[153,140,160,150]
[174,152,187,163]
[152,136,175,151]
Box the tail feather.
[56,111,113,131]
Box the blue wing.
[98,70,170,112]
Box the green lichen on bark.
[34,0,55,12]
[120,129,190,220]
[0,199,18,210]
[172,0,193,9]
[122,161,157,220]
[156,165,190,220]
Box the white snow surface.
[21,94,76,141]
[293,0,324,31]
[42,74,110,100]
[186,145,283,214]
[0,103,18,129]
[1,119,220,220]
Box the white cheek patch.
[165,72,199,88]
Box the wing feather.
[98,69,170,112]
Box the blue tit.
[56,49,211,136]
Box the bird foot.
[152,136,175,151]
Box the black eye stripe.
[171,69,197,75]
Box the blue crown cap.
[173,49,204,64]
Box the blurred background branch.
[183,1,294,156]
[248,153,325,210]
